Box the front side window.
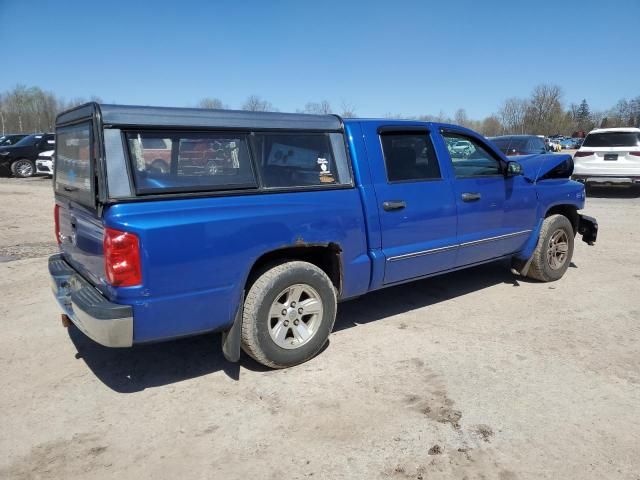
[443,133,501,177]
[55,122,93,205]
[251,132,350,188]
[380,132,441,182]
[127,132,256,194]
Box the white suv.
[573,127,640,186]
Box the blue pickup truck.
[49,103,597,368]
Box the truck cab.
[49,103,597,368]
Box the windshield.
[13,135,40,147]
[582,132,640,148]
[0,135,25,146]
[491,137,528,152]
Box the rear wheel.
[527,214,574,282]
[241,261,337,368]
[150,159,169,173]
[11,159,35,178]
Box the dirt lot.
[1,177,639,480]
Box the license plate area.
[604,153,618,161]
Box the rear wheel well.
[246,244,342,296]
[545,205,579,234]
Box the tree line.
[1,83,638,137]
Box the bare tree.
[524,84,564,134]
[479,115,503,136]
[242,95,275,112]
[197,98,225,110]
[454,108,470,127]
[303,100,332,114]
[339,100,357,118]
[499,98,528,134]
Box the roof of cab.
[56,102,343,131]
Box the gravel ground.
[1,177,639,480]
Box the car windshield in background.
[55,122,93,205]
[491,137,528,153]
[582,132,640,147]
[12,134,41,147]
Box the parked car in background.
[546,138,562,152]
[0,134,27,147]
[0,133,55,177]
[573,127,640,186]
[36,150,54,177]
[490,135,547,156]
[49,103,597,368]
[450,140,473,156]
[560,138,577,150]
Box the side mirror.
[505,161,523,177]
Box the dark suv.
[489,135,548,156]
[0,133,55,177]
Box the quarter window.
[443,133,501,177]
[251,133,350,188]
[380,132,441,182]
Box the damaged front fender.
[515,153,574,182]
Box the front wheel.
[11,159,35,178]
[241,261,337,368]
[527,214,574,282]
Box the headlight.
[0,151,10,156]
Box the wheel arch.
[245,243,343,297]
[545,204,579,235]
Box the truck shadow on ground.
[68,259,533,392]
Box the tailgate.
[54,120,106,287]
[57,200,105,287]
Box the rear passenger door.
[363,125,458,284]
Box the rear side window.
[55,122,94,206]
[582,132,640,147]
[126,132,256,194]
[380,132,441,182]
[251,133,350,188]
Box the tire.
[527,214,574,282]
[241,261,337,368]
[11,159,35,178]
[150,159,169,173]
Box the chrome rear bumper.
[49,254,133,347]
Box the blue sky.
[2,0,638,118]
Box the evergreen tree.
[576,99,591,130]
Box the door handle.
[461,192,481,202]
[383,200,406,211]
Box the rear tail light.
[104,227,142,287]
[54,204,61,245]
[630,151,640,157]
[574,151,594,158]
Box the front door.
[441,131,537,267]
[363,124,458,284]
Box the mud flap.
[221,291,244,363]
[578,215,598,245]
[511,256,534,277]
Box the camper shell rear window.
[54,122,94,206]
